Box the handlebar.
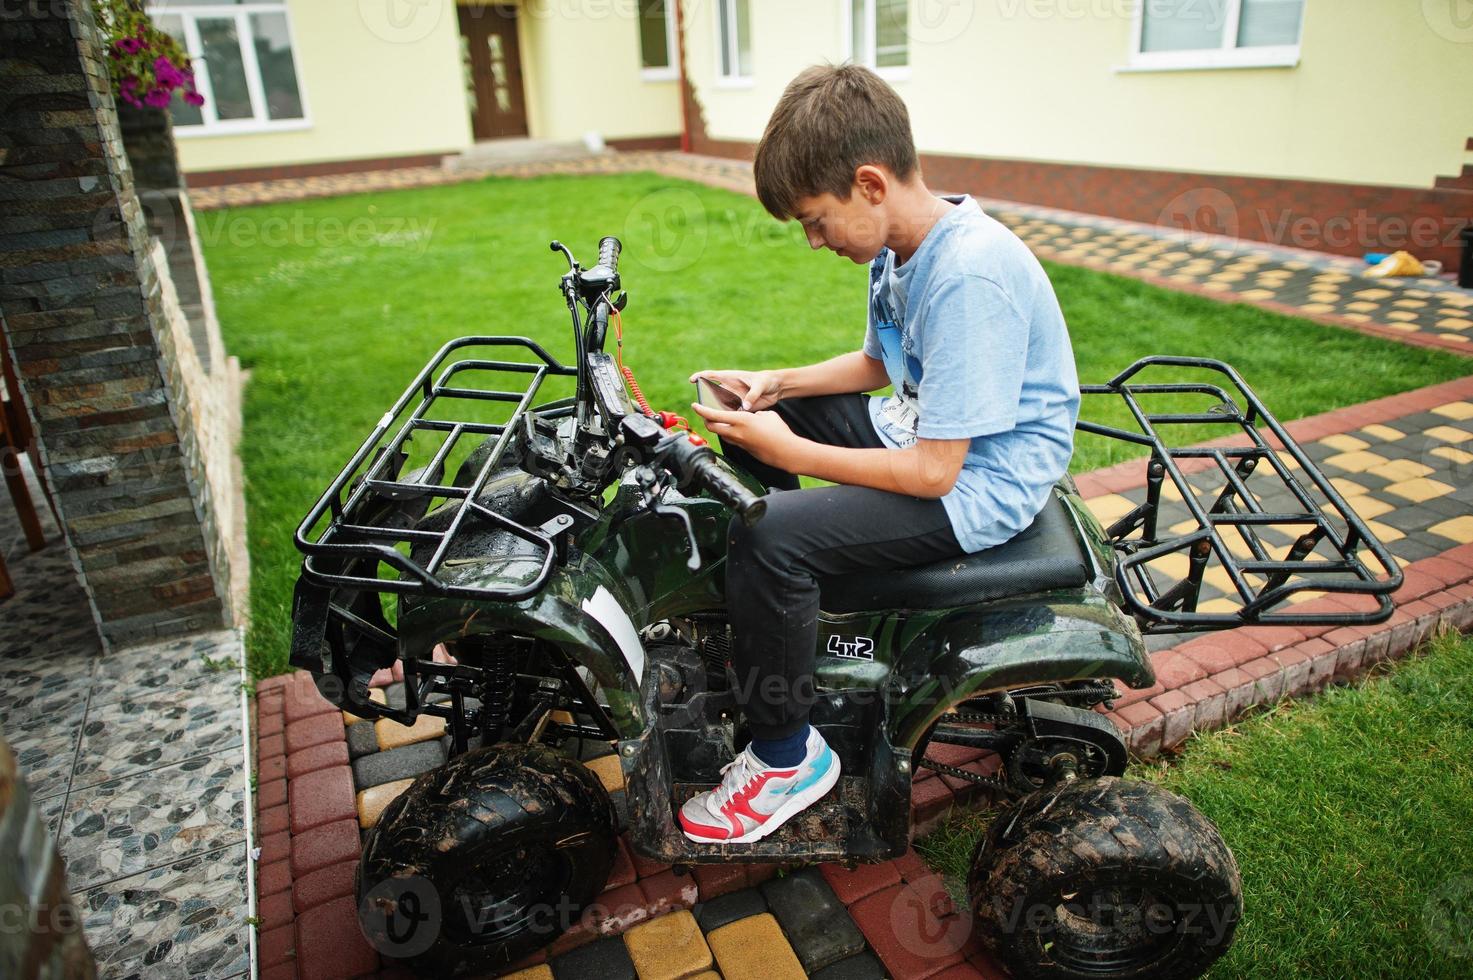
[619,414,766,525]
[596,236,621,277]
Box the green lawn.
[918,629,1473,978]
[200,171,1470,678]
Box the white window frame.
[639,0,679,82]
[147,2,312,138]
[1122,0,1305,73]
[714,0,753,89]
[845,0,910,82]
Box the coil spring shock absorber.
[475,639,518,743]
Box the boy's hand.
[688,369,783,412]
[690,402,802,470]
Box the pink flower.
[114,37,143,54]
[144,86,172,108]
[183,91,205,107]
[154,55,186,88]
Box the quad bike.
[290,236,1402,979]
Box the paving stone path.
[0,463,253,979]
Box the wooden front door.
[458,5,528,140]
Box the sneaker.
[678,727,840,844]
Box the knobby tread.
[967,777,1242,980]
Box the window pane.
[734,0,751,76]
[152,13,204,126]
[1140,0,1227,52]
[875,0,907,67]
[250,12,302,120]
[718,0,732,75]
[639,0,669,69]
[1237,0,1303,47]
[198,17,253,119]
[851,0,865,59]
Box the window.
[716,0,752,84]
[639,0,678,80]
[849,0,908,78]
[1130,0,1304,71]
[148,2,308,135]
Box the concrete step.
[443,137,612,172]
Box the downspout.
[675,0,691,153]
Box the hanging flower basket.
[95,0,205,111]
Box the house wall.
[682,1,1473,191]
[172,0,472,175]
[505,0,683,143]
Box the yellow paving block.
[358,778,414,829]
[1343,313,1373,324]
[1430,516,1473,544]
[1198,597,1240,614]
[1384,478,1454,503]
[1426,425,1472,445]
[1330,477,1369,497]
[500,968,553,980]
[1239,289,1277,301]
[1299,303,1335,315]
[1366,458,1434,482]
[1343,301,1379,313]
[706,914,806,980]
[375,712,446,750]
[1353,288,1393,300]
[1384,311,1419,322]
[1087,494,1137,525]
[1431,446,1473,465]
[1201,282,1232,293]
[623,911,713,980]
[1145,551,1192,582]
[1393,298,1428,309]
[584,753,625,793]
[1432,402,1473,421]
[344,687,388,726]
[1320,434,1369,453]
[1439,318,1473,331]
[1273,450,1302,471]
[1365,520,1405,543]
[1324,450,1389,473]
[1348,495,1395,520]
[1360,424,1405,442]
[1443,293,1473,308]
[1308,291,1342,304]
[1201,566,1242,597]
[1438,333,1470,344]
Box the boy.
[679,64,1079,844]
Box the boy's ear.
[853,164,888,206]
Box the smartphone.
[694,377,746,412]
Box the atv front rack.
[1077,357,1402,634]
[294,336,577,601]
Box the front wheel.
[968,776,1241,980]
[357,742,617,977]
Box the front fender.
[890,589,1152,749]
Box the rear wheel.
[357,742,617,977]
[968,776,1241,980]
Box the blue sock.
[750,725,810,768]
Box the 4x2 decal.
[826,634,875,661]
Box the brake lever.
[651,502,702,572]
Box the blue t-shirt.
[862,194,1079,553]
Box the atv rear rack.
[1077,357,1402,633]
[294,336,577,601]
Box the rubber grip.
[597,236,621,275]
[693,456,766,525]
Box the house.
[154,0,1472,268]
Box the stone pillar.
[0,737,96,979]
[0,0,242,647]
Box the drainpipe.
[675,0,691,154]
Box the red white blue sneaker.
[678,727,840,844]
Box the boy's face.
[792,187,887,264]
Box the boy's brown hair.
[753,63,919,221]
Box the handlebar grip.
[597,236,621,276]
[690,452,766,526]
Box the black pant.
[718,394,964,740]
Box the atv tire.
[967,776,1241,980]
[357,742,617,977]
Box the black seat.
[818,492,1093,613]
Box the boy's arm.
[774,350,890,399]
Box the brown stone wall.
[0,0,242,646]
